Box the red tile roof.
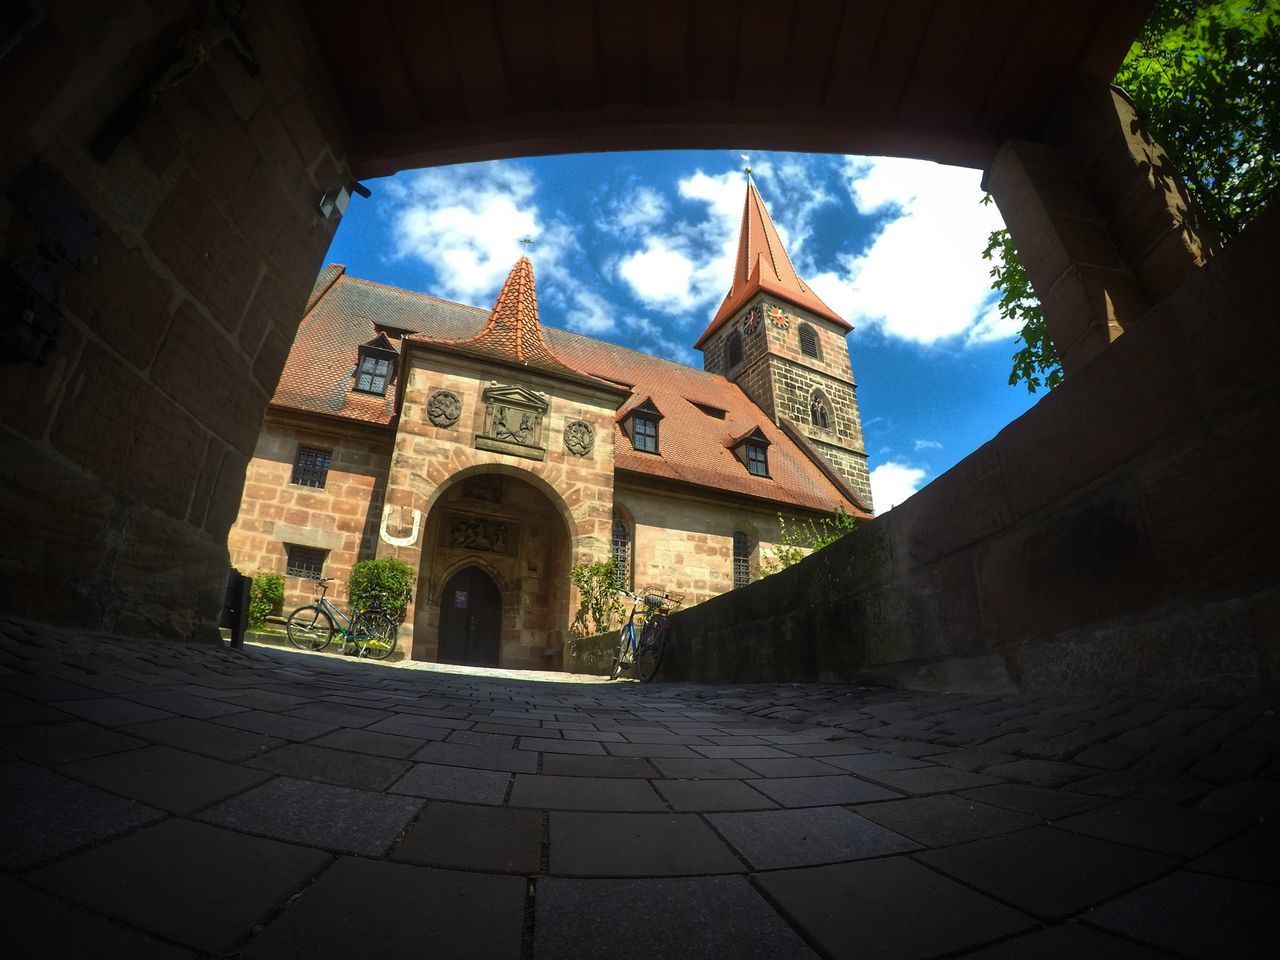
[271,264,866,516]
[695,179,850,349]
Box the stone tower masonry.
[695,180,874,510]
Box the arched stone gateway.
[413,471,572,668]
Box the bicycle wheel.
[610,625,632,680]
[351,610,398,660]
[286,605,334,651]
[633,616,667,682]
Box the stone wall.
[0,1,347,638]
[226,415,390,614]
[663,204,1279,697]
[618,485,789,607]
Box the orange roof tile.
[695,179,850,349]
[270,265,865,516]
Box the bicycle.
[285,577,399,660]
[610,587,683,682]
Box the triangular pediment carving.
[481,383,549,412]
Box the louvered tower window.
[799,323,820,359]
[732,532,751,589]
[726,331,743,368]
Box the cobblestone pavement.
[1,619,1276,959]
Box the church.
[227,180,874,668]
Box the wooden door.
[438,567,501,666]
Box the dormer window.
[632,414,658,453]
[626,399,663,454]
[354,334,398,396]
[729,427,771,478]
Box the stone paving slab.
[1054,799,1253,857]
[1086,871,1276,959]
[389,761,512,805]
[413,740,538,773]
[214,708,339,741]
[0,873,195,959]
[509,774,666,811]
[746,774,902,807]
[1185,822,1277,884]
[857,794,1041,847]
[59,745,272,814]
[0,719,144,764]
[124,716,285,762]
[28,818,330,955]
[917,826,1179,919]
[50,697,175,727]
[550,811,745,876]
[247,742,410,792]
[309,727,426,759]
[965,921,1172,958]
[0,761,165,869]
[200,777,422,856]
[242,857,526,960]
[536,876,819,960]
[708,807,921,869]
[392,802,542,872]
[652,777,778,812]
[757,856,1035,960]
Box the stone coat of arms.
[564,420,594,457]
[427,390,462,427]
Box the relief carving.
[427,390,462,427]
[463,475,503,503]
[475,383,549,461]
[564,419,594,457]
[449,517,508,554]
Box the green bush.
[348,557,415,619]
[248,572,285,628]
[761,506,858,576]
[570,560,625,638]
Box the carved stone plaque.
[463,475,503,503]
[564,420,593,457]
[449,517,508,554]
[475,384,548,461]
[427,390,461,427]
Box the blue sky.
[327,150,1042,512]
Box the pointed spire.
[410,256,599,384]
[694,180,850,349]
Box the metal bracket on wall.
[1,253,62,363]
[8,162,99,267]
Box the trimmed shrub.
[348,557,415,619]
[248,572,285,628]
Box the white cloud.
[914,439,942,452]
[809,157,1019,347]
[870,461,927,514]
[562,286,617,335]
[602,186,669,235]
[388,163,572,305]
[616,238,700,312]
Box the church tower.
[695,179,873,510]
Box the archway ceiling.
[304,0,1152,179]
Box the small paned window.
[799,324,820,359]
[291,446,331,488]
[810,392,831,430]
[746,442,768,477]
[726,331,743,368]
[611,516,632,588]
[355,353,393,395]
[732,532,751,589]
[285,544,326,579]
[632,415,658,453]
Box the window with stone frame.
[285,544,326,579]
[810,391,832,430]
[611,515,632,589]
[355,351,393,395]
[746,441,769,477]
[291,446,332,488]
[799,323,821,359]
[726,330,743,368]
[732,532,752,588]
[632,414,658,453]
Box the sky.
[326,150,1043,514]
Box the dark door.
[438,567,501,666]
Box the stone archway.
[411,470,572,669]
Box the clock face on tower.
[741,305,761,334]
[766,305,790,329]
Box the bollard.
[220,568,251,651]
